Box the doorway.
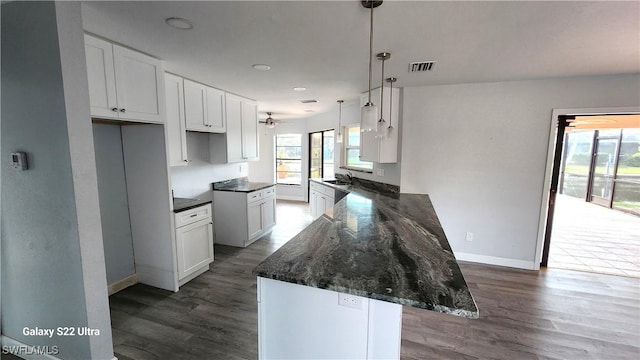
[539,110,640,277]
[309,129,335,179]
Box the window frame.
[342,124,373,172]
[275,133,303,186]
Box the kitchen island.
[253,178,478,359]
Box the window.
[276,134,302,185]
[343,125,373,170]
[309,130,335,179]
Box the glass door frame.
[586,130,623,208]
[308,129,335,180]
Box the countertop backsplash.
[170,132,248,200]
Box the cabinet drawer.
[247,190,263,203]
[175,204,212,228]
[262,186,276,198]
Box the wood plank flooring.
[110,200,640,360]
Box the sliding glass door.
[309,130,334,179]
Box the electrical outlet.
[465,232,473,242]
[338,293,362,309]
[376,168,384,177]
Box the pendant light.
[377,52,390,127]
[385,77,397,138]
[360,0,383,133]
[336,100,344,144]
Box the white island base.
[257,277,403,359]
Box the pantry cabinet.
[84,34,164,123]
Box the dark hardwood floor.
[110,200,640,360]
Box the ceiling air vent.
[409,61,436,72]
[300,99,318,104]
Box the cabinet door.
[247,200,263,241]
[262,196,276,230]
[164,74,188,166]
[315,193,328,218]
[206,87,226,133]
[241,100,259,161]
[225,94,244,162]
[113,45,164,123]
[175,219,214,280]
[84,35,118,119]
[184,79,209,132]
[309,190,317,218]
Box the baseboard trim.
[454,252,536,270]
[107,273,138,296]
[1,335,62,360]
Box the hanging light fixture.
[336,100,344,144]
[377,52,390,127]
[360,0,383,133]
[385,77,397,138]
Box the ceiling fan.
[259,112,281,128]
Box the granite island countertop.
[253,178,479,319]
[213,178,275,192]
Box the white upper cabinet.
[164,73,188,166]
[215,93,258,163]
[359,86,400,163]
[84,34,164,123]
[184,79,226,133]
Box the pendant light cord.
[367,2,374,104]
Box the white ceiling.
[81,1,640,121]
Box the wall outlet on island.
[338,293,362,309]
[465,232,474,242]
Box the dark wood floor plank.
[107,200,640,360]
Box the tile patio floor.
[548,194,640,278]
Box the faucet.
[346,171,353,183]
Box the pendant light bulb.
[336,100,344,143]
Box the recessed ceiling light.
[305,110,315,113]
[300,99,318,104]
[252,64,271,71]
[165,17,193,30]
[293,87,307,92]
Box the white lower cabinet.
[174,204,214,285]
[214,186,276,247]
[309,181,335,219]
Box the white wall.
[401,74,640,269]
[1,2,113,358]
[320,100,402,186]
[171,132,248,200]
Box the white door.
[84,35,118,119]
[262,196,276,230]
[175,219,214,280]
[247,201,263,241]
[225,94,244,162]
[113,45,164,123]
[164,74,188,166]
[206,87,226,133]
[242,100,259,160]
[184,79,209,131]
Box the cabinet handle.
[120,108,126,113]
[190,214,198,218]
[111,107,118,112]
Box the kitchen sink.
[324,179,351,186]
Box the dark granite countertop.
[213,178,275,193]
[173,197,212,213]
[253,178,479,319]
